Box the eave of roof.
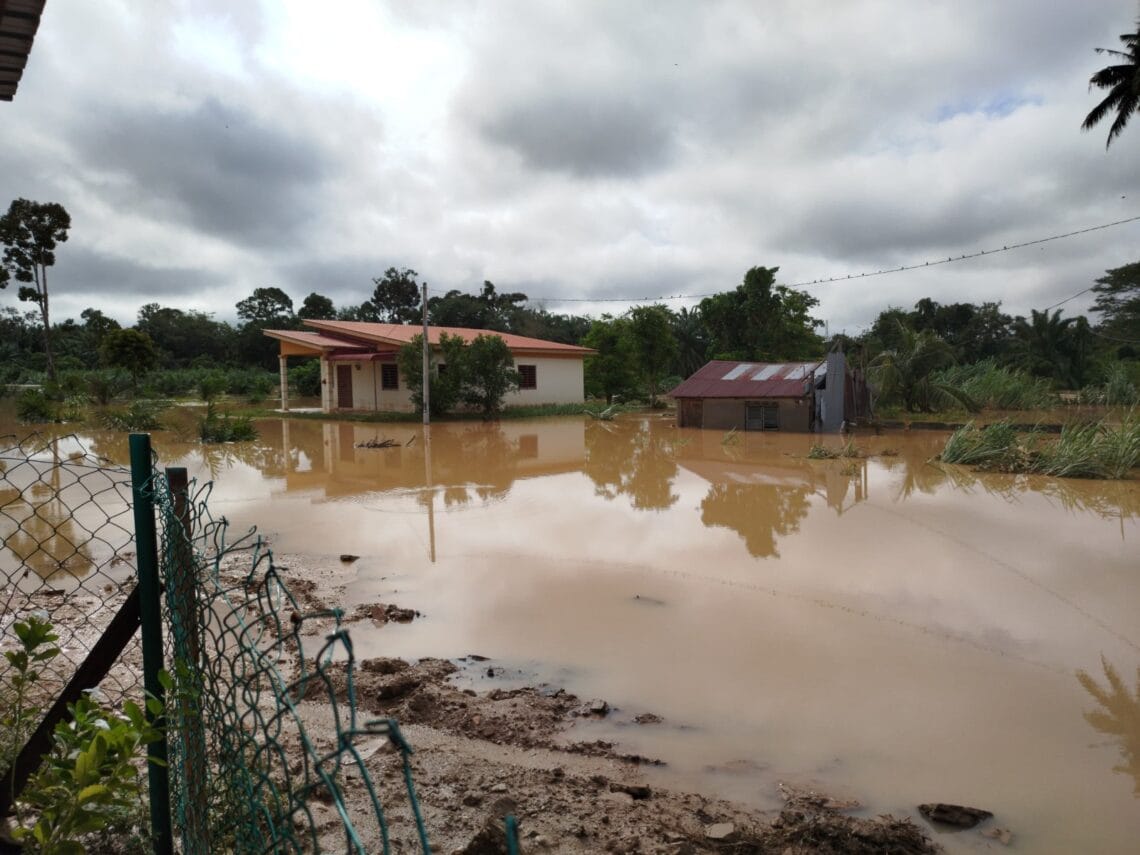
[668,359,824,399]
[0,0,46,102]
[263,329,368,354]
[301,320,596,356]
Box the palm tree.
[1082,21,1140,148]
[870,322,977,413]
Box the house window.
[745,402,779,431]
[381,363,398,390]
[518,364,537,390]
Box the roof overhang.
[0,0,46,102]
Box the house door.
[336,365,354,409]
[679,399,702,428]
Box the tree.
[236,287,294,325]
[298,292,336,320]
[136,303,234,367]
[235,287,296,370]
[670,306,710,377]
[80,308,121,353]
[428,281,528,331]
[699,266,823,361]
[870,322,976,412]
[1091,261,1140,346]
[369,267,422,324]
[1012,308,1095,388]
[627,304,678,407]
[461,334,520,418]
[583,316,639,404]
[100,328,158,389]
[0,199,71,380]
[396,332,466,416]
[1082,20,1140,148]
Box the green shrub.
[289,360,321,397]
[225,368,275,399]
[197,371,228,404]
[97,400,169,432]
[85,370,132,405]
[199,404,258,442]
[16,389,59,423]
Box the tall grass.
[939,417,1140,479]
[934,360,1056,410]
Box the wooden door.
[679,399,702,428]
[336,365,353,409]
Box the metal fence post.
[129,433,173,855]
[165,466,209,853]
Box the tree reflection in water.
[583,420,678,511]
[699,481,812,559]
[1077,656,1140,796]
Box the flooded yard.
[5,411,1139,852]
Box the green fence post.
[129,433,174,855]
[165,466,209,853]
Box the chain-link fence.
[151,466,457,854]
[2,432,518,854]
[0,432,143,708]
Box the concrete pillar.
[278,355,289,412]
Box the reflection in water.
[1077,657,1140,796]
[699,482,811,558]
[584,420,678,511]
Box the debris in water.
[339,554,360,563]
[356,436,399,448]
[918,803,993,828]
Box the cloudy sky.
[4,0,1140,334]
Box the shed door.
[336,364,354,409]
[745,403,778,431]
[679,399,702,428]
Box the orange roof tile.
[300,320,595,355]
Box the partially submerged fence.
[1,432,518,853]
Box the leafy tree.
[671,306,710,377]
[628,304,678,407]
[236,286,294,325]
[1082,20,1140,148]
[369,267,423,324]
[298,292,336,320]
[461,334,520,418]
[1091,261,1140,347]
[396,332,467,416]
[100,328,158,389]
[428,281,527,331]
[870,322,976,412]
[80,308,120,353]
[0,199,71,380]
[699,266,823,361]
[235,287,296,370]
[512,307,592,344]
[583,315,639,403]
[136,303,233,367]
[1011,308,1095,388]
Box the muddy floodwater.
[5,412,1140,852]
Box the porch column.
[278,355,289,412]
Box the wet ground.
[4,410,1139,852]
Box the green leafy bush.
[199,404,258,442]
[97,400,169,432]
[289,360,321,397]
[16,389,60,423]
[935,360,1056,410]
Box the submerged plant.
[97,400,169,432]
[199,403,258,443]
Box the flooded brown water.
[4,409,1139,852]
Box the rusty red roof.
[668,360,825,399]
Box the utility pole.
[422,282,430,425]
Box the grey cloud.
[479,91,676,178]
[74,99,329,247]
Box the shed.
[668,352,868,432]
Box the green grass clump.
[935,360,1056,410]
[807,438,863,459]
[939,417,1140,479]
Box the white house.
[264,320,594,413]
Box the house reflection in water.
[674,430,867,559]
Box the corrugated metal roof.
[0,0,46,102]
[301,320,596,355]
[668,360,825,399]
[262,329,368,352]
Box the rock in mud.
[458,816,512,855]
[610,783,652,800]
[981,826,1014,845]
[705,822,737,841]
[339,554,360,562]
[588,698,610,715]
[634,712,662,724]
[918,803,993,828]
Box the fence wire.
[152,471,434,854]
[0,432,143,708]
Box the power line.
[1043,286,1094,311]
[531,213,1140,304]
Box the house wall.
[696,397,812,432]
[324,354,585,412]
